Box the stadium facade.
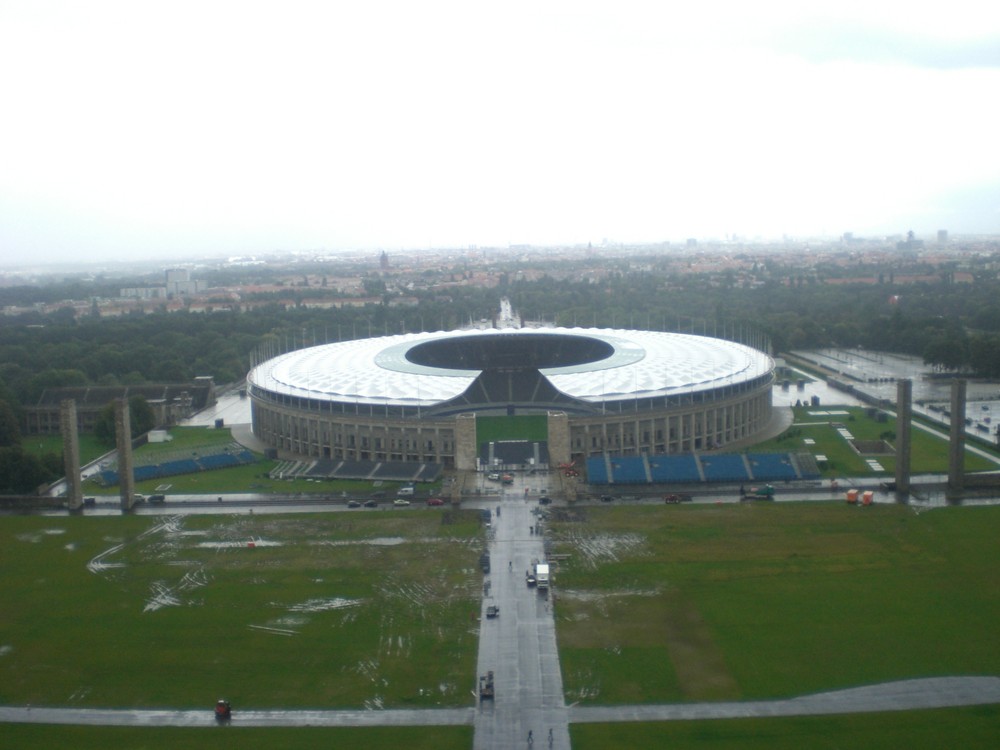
[246,327,774,470]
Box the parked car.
[600,495,615,502]
[393,498,411,507]
[487,472,501,481]
[538,496,551,505]
[426,497,445,506]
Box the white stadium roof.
[247,328,773,407]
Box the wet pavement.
[472,484,569,750]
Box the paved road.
[473,491,569,749]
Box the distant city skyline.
[1,1,998,265]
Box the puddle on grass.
[87,543,126,573]
[557,531,648,569]
[0,645,12,657]
[142,567,209,612]
[317,536,406,547]
[16,528,66,543]
[196,539,283,549]
[287,597,363,613]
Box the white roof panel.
[247,328,773,406]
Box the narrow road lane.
[473,490,570,750]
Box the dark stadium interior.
[406,332,614,370]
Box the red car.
[426,497,445,506]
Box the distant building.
[896,231,924,251]
[23,379,215,435]
[937,229,948,244]
[165,268,204,297]
[120,268,204,300]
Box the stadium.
[246,323,776,474]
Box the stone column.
[948,379,966,492]
[894,379,912,494]
[547,411,570,467]
[60,399,83,510]
[115,398,136,511]
[454,412,478,471]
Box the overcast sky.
[1,1,999,264]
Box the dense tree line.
[4,263,1000,428]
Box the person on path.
[528,729,533,745]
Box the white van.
[396,486,415,497]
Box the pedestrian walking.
[548,728,553,746]
[528,729,533,745]
[508,561,512,571]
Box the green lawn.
[0,510,483,710]
[1,503,998,749]
[570,705,1000,750]
[476,414,548,444]
[552,503,1000,704]
[752,406,999,477]
[0,724,473,750]
[21,432,110,466]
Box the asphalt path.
[472,489,570,749]
[4,677,999,728]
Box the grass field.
[21,432,110,466]
[0,724,473,750]
[476,414,548,445]
[1,501,998,748]
[752,406,999,477]
[551,502,1000,704]
[570,705,1000,750]
[0,509,484,710]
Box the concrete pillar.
[894,379,912,494]
[115,398,136,511]
[454,412,478,471]
[60,399,83,510]
[547,411,570,467]
[948,379,966,491]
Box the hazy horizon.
[2,1,999,265]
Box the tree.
[93,396,156,446]
[0,400,20,448]
[0,447,52,494]
[129,395,156,435]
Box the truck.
[534,562,550,590]
[479,671,495,701]
[741,484,775,501]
